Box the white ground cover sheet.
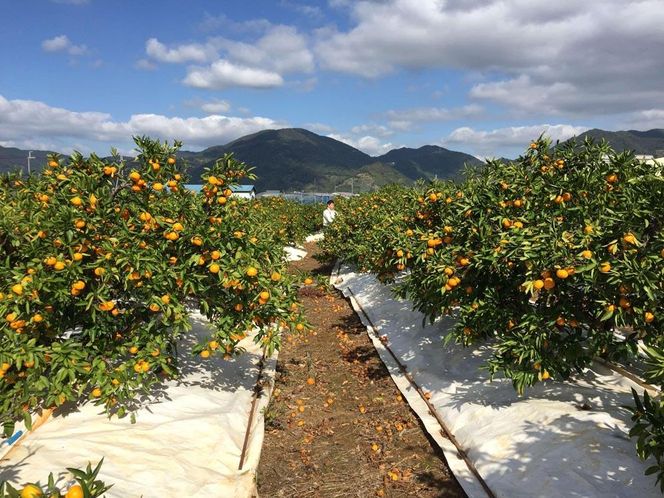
[0,245,307,496]
[0,312,276,497]
[333,264,659,498]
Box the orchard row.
[321,138,664,486]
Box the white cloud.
[183,60,284,90]
[350,124,393,137]
[328,133,394,156]
[385,104,484,130]
[198,13,272,34]
[134,58,157,71]
[303,122,335,134]
[200,100,231,114]
[314,0,664,116]
[42,35,88,56]
[0,94,287,151]
[212,25,314,74]
[623,110,664,131]
[280,1,324,19]
[442,124,589,156]
[145,38,214,64]
[146,24,313,90]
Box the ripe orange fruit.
[645,312,655,323]
[20,484,43,498]
[599,262,611,273]
[172,222,184,232]
[271,271,281,281]
[153,182,164,191]
[32,313,43,323]
[555,269,569,279]
[11,283,23,295]
[543,277,555,290]
[65,485,83,498]
[54,261,65,271]
[167,157,176,165]
[72,280,86,291]
[622,233,637,245]
[209,263,220,274]
[246,267,258,277]
[541,370,550,380]
[295,323,305,331]
[98,301,115,311]
[581,250,592,259]
[191,236,203,246]
[304,277,313,285]
[70,196,82,206]
[533,279,544,290]
[129,171,141,181]
[606,173,618,183]
[161,294,171,305]
[209,340,219,350]
[149,303,160,312]
[200,350,211,359]
[91,387,102,398]
[306,377,315,385]
[211,250,221,260]
[94,267,105,276]
[259,291,270,301]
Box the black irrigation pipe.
[238,348,268,471]
[340,280,497,498]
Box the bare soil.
[256,243,467,498]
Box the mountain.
[0,146,54,174]
[0,128,480,191]
[563,129,664,155]
[188,128,374,191]
[376,145,482,181]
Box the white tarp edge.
[284,246,307,261]
[305,233,324,243]
[1,312,276,497]
[333,263,659,498]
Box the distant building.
[184,184,256,198]
[636,155,664,167]
[257,190,282,198]
[231,184,256,199]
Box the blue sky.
[1,0,663,158]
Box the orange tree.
[246,196,323,247]
[322,138,664,483]
[0,137,305,431]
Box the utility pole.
[27,151,35,175]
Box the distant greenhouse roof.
[231,184,255,193]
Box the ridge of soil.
[256,242,467,498]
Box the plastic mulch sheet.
[334,264,659,498]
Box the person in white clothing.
[323,199,336,227]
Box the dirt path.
[257,243,466,498]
